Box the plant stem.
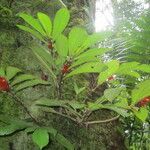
[48,109,77,123]
[58,0,66,7]
[8,91,41,126]
[84,115,120,126]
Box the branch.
[84,115,120,126]
[58,0,66,7]
[8,91,41,126]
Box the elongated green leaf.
[31,45,56,78]
[55,34,68,57]
[76,48,112,60]
[17,25,45,42]
[71,55,99,68]
[0,120,29,136]
[19,13,46,36]
[35,98,66,107]
[104,88,122,102]
[0,125,25,136]
[66,62,104,78]
[46,127,57,137]
[6,66,21,80]
[32,128,49,150]
[134,107,148,122]
[52,8,70,40]
[68,27,88,55]
[98,60,119,84]
[87,102,104,111]
[0,68,5,76]
[114,98,128,108]
[131,80,150,104]
[15,79,49,92]
[11,74,37,86]
[47,127,74,150]
[68,101,85,110]
[74,83,85,95]
[71,48,111,68]
[37,12,52,37]
[55,133,74,150]
[104,105,129,117]
[117,62,141,78]
[25,126,37,133]
[135,64,150,73]
[31,45,52,66]
[77,31,112,54]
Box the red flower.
[137,96,150,107]
[48,41,53,49]
[61,64,69,74]
[0,77,10,92]
[108,75,115,81]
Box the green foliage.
[17,8,70,42]
[0,66,49,92]
[133,107,149,122]
[0,5,148,149]
[131,79,150,104]
[32,128,49,150]
[98,60,119,84]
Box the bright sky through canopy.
[95,0,149,32]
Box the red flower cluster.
[137,96,150,107]
[61,64,69,74]
[48,41,53,49]
[0,77,10,92]
[108,75,115,81]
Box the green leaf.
[117,62,141,78]
[98,60,119,84]
[31,45,52,66]
[66,62,104,78]
[17,25,45,42]
[52,8,70,40]
[104,88,122,102]
[77,31,111,54]
[71,48,111,68]
[31,45,56,78]
[25,126,37,133]
[6,66,21,80]
[35,98,66,107]
[11,74,37,86]
[0,119,30,136]
[131,80,150,104]
[104,105,129,117]
[37,12,52,38]
[76,48,112,60]
[0,124,25,136]
[32,128,49,150]
[55,133,74,150]
[68,27,88,56]
[55,34,68,57]
[134,107,148,122]
[46,127,57,137]
[114,98,128,108]
[68,101,85,110]
[71,55,99,68]
[135,64,150,73]
[19,13,46,36]
[74,83,85,95]
[15,79,49,92]
[87,102,104,111]
[0,67,5,76]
